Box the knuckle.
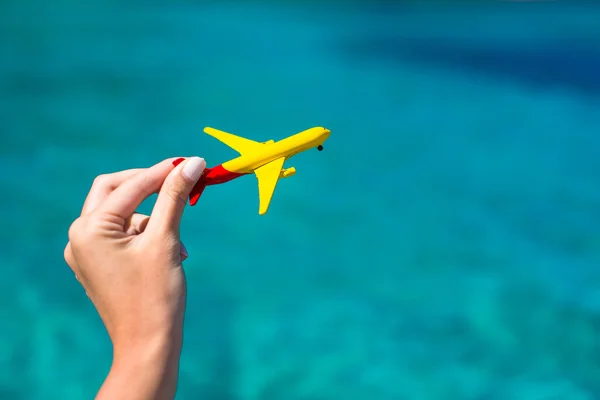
[92,174,110,189]
[67,216,93,245]
[67,218,82,242]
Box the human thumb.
[148,156,206,235]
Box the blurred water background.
[1,1,600,399]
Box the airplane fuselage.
[201,127,330,186]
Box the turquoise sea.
[1,1,600,399]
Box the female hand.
[64,156,206,400]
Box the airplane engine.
[281,167,296,178]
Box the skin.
[64,156,206,400]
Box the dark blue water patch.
[340,36,600,97]
[0,387,26,400]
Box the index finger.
[95,158,182,220]
[81,169,144,215]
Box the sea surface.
[1,1,600,399]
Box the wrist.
[111,312,184,361]
[113,329,183,369]
[97,333,183,400]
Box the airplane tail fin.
[189,167,211,206]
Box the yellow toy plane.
[186,126,331,215]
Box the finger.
[124,213,150,235]
[96,158,183,220]
[146,157,206,236]
[81,169,145,215]
[180,242,189,262]
[125,212,189,260]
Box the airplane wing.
[254,157,286,215]
[204,127,264,156]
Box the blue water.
[1,1,600,399]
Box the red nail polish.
[172,157,185,166]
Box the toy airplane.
[188,126,331,215]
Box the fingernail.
[180,242,189,260]
[172,157,185,167]
[182,157,206,182]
